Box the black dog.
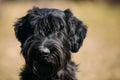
[14,7,87,80]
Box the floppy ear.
[14,14,34,46]
[64,9,87,52]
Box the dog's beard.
[22,37,71,78]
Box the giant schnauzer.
[14,7,87,80]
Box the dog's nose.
[38,46,50,56]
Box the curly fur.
[14,7,87,80]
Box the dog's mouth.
[32,59,57,78]
[30,49,65,78]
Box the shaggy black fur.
[14,7,87,80]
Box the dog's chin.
[32,58,59,77]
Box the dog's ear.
[64,9,87,52]
[64,9,73,18]
[14,14,34,45]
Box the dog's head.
[14,7,87,79]
[14,7,87,53]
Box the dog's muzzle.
[33,45,50,57]
[22,37,70,77]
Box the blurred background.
[0,0,120,80]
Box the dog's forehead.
[28,7,65,18]
[42,8,64,14]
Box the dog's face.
[22,32,70,77]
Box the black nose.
[38,46,50,56]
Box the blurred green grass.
[0,1,120,80]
